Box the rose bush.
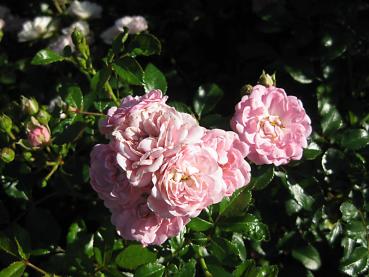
[1,1,369,277]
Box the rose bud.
[27,118,51,148]
[21,96,39,115]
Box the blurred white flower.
[18,16,55,42]
[100,16,148,44]
[48,96,66,112]
[67,1,102,20]
[62,21,89,36]
[0,19,4,31]
[49,21,90,54]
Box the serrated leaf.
[128,33,161,57]
[115,245,156,270]
[31,49,64,65]
[292,245,321,271]
[340,129,369,150]
[135,262,165,277]
[0,261,26,277]
[113,56,144,85]
[65,85,83,110]
[250,166,274,191]
[340,202,359,222]
[232,233,246,261]
[219,188,252,218]
[187,217,213,232]
[143,63,167,93]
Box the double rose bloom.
[90,85,311,245]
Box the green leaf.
[340,129,369,150]
[233,260,255,277]
[303,142,322,160]
[291,245,321,271]
[340,202,359,222]
[250,166,274,191]
[200,114,229,130]
[285,64,314,84]
[53,121,86,145]
[0,232,17,256]
[0,261,26,277]
[232,233,247,261]
[31,49,64,65]
[115,244,156,270]
[219,214,269,241]
[143,63,167,93]
[128,33,161,57]
[12,225,31,260]
[174,259,196,277]
[187,217,213,232]
[30,248,50,256]
[65,85,84,110]
[135,262,165,277]
[207,264,232,277]
[67,220,86,245]
[14,238,28,260]
[318,97,343,135]
[219,188,252,218]
[112,57,144,85]
[167,101,193,115]
[209,238,228,262]
[193,84,224,118]
[289,184,314,211]
[339,247,368,276]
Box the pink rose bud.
[231,85,312,166]
[27,123,51,147]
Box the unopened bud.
[240,84,254,95]
[1,147,15,163]
[26,117,51,148]
[21,96,39,115]
[258,70,276,87]
[0,114,13,133]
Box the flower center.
[260,115,284,139]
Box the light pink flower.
[231,85,312,166]
[27,124,50,147]
[111,195,189,246]
[202,129,251,196]
[103,90,203,187]
[148,144,226,218]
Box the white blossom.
[18,16,55,42]
[67,1,102,20]
[100,16,148,44]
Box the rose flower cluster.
[90,90,251,245]
[90,85,311,245]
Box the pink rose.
[231,85,312,166]
[27,124,50,147]
[148,144,226,218]
[104,90,203,187]
[202,129,251,196]
[111,198,189,246]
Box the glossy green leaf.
[135,262,165,277]
[187,217,213,232]
[340,129,369,150]
[219,188,252,218]
[339,247,368,276]
[53,121,86,145]
[128,33,161,56]
[0,261,26,277]
[31,49,65,65]
[193,84,224,118]
[174,259,196,277]
[291,245,321,271]
[250,166,274,191]
[303,142,322,160]
[318,97,343,135]
[143,63,167,93]
[340,202,359,222]
[112,57,144,85]
[219,214,269,241]
[232,233,247,261]
[289,184,314,211]
[115,244,156,270]
[321,148,345,175]
[0,232,17,257]
[65,85,83,110]
[167,101,193,115]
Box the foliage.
[1,0,369,276]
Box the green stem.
[199,257,212,277]
[7,130,16,140]
[105,82,120,106]
[25,260,54,276]
[72,110,105,117]
[42,156,63,187]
